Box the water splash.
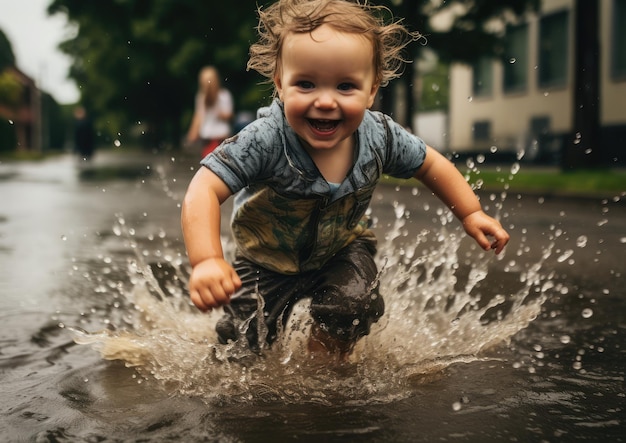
[62,158,574,405]
[63,202,562,406]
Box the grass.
[466,168,625,196]
[383,167,626,197]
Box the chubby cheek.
[343,105,366,124]
[281,104,303,134]
[282,96,308,121]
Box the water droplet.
[556,250,573,263]
[476,154,485,164]
[394,203,406,219]
[576,236,588,248]
[490,145,498,153]
[560,335,571,344]
[573,132,582,144]
[61,235,67,241]
[114,139,122,147]
[581,308,593,319]
[452,401,462,411]
[510,163,520,175]
[509,58,516,64]
[467,96,473,102]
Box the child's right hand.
[188,257,242,312]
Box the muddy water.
[1,152,624,442]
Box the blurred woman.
[186,66,234,157]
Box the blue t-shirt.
[202,99,426,274]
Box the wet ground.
[0,151,624,442]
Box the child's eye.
[338,83,356,91]
[297,81,314,89]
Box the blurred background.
[0,0,624,170]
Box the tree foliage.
[383,0,539,63]
[0,70,23,108]
[0,28,21,109]
[0,28,16,70]
[48,0,538,148]
[48,0,267,147]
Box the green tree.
[0,28,16,70]
[0,27,21,108]
[0,70,23,108]
[48,0,266,149]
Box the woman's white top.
[197,89,233,140]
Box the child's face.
[274,24,379,153]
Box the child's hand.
[188,257,242,312]
[462,211,510,255]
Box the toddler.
[181,0,510,360]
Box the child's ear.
[367,83,380,109]
[274,74,284,101]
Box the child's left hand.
[461,211,510,255]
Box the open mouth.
[307,119,339,133]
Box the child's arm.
[414,146,510,255]
[181,167,242,311]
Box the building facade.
[447,0,626,164]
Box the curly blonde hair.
[247,0,422,89]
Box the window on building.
[613,0,626,79]
[530,116,551,139]
[473,121,491,141]
[472,57,493,97]
[538,10,569,88]
[503,24,528,93]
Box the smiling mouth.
[308,119,339,133]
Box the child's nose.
[314,90,337,109]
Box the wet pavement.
[0,150,624,442]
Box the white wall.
[414,111,448,151]
[447,0,626,154]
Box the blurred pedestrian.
[186,66,234,158]
[73,106,95,161]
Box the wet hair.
[247,0,422,90]
[198,66,221,107]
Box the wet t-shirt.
[202,99,427,274]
